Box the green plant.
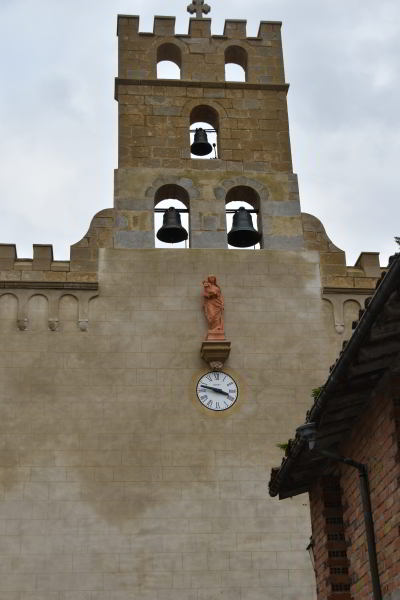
[311,386,323,400]
[276,442,288,452]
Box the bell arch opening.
[154,184,190,248]
[225,46,247,82]
[225,186,262,249]
[157,43,182,79]
[190,105,219,160]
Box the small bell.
[156,207,188,244]
[191,128,213,156]
[227,207,262,248]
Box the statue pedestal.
[201,340,231,371]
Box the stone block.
[189,19,211,38]
[0,243,17,260]
[153,16,175,36]
[32,244,53,271]
[223,19,247,38]
[114,231,154,248]
[354,251,381,277]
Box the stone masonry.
[0,11,387,600]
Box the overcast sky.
[0,0,399,265]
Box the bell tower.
[0,3,385,600]
[114,7,303,250]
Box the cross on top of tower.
[187,0,211,19]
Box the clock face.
[196,371,238,411]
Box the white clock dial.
[196,371,238,411]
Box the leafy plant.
[311,386,323,400]
[276,442,288,452]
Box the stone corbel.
[201,340,231,371]
[77,292,91,332]
[47,294,60,331]
[16,290,29,331]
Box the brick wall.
[310,373,400,600]
[309,477,351,600]
[340,374,400,599]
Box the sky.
[0,0,399,265]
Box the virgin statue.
[202,275,225,340]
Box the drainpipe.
[318,449,382,600]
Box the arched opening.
[28,294,48,330]
[157,43,182,79]
[154,184,190,248]
[59,294,79,330]
[0,293,18,332]
[225,46,247,82]
[225,186,262,249]
[190,105,219,160]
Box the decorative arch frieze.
[0,283,98,332]
[322,289,374,334]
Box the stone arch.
[59,294,79,324]
[156,42,182,79]
[224,45,248,81]
[184,102,224,160]
[150,37,189,79]
[146,178,200,249]
[214,176,269,204]
[0,292,18,322]
[145,175,200,202]
[214,177,269,249]
[154,184,190,208]
[28,294,49,331]
[181,98,227,120]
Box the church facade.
[0,6,384,599]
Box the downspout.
[318,449,382,600]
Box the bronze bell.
[191,128,213,156]
[156,207,188,244]
[227,207,262,248]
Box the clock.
[196,371,238,411]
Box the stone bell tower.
[114,7,302,250]
[0,3,385,600]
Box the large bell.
[191,128,213,156]
[227,207,262,248]
[156,207,188,244]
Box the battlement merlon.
[117,14,283,44]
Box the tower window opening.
[157,43,181,79]
[225,46,247,82]
[226,186,261,250]
[190,105,219,160]
[154,185,190,249]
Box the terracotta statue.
[203,275,225,340]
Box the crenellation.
[33,244,53,271]
[153,15,176,36]
[223,19,247,39]
[257,21,283,38]
[0,243,17,260]
[117,15,140,37]
[188,18,211,38]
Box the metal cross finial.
[187,0,211,19]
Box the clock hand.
[200,384,229,397]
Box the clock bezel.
[195,370,239,412]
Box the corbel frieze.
[0,281,98,332]
[322,286,375,334]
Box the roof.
[269,252,400,499]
